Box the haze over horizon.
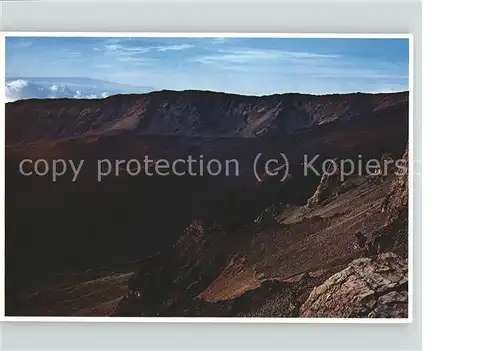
[6,37,409,100]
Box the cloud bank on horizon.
[5,37,409,101]
[5,77,153,102]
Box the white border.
[0,32,414,324]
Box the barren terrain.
[5,90,409,317]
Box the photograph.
[3,34,411,320]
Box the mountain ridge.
[6,87,409,102]
[6,89,409,144]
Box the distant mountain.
[5,89,408,144]
[5,77,154,102]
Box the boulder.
[299,252,408,318]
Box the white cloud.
[5,78,153,102]
[98,42,194,56]
[104,44,121,51]
[94,63,113,68]
[191,48,407,83]
[104,44,150,55]
[6,79,29,89]
[211,38,227,44]
[156,44,194,51]
[6,79,51,101]
[94,43,156,67]
[14,40,33,49]
[116,56,142,62]
[192,48,340,65]
[93,42,193,68]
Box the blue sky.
[6,37,409,95]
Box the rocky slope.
[298,146,410,318]
[112,147,410,318]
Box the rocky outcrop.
[379,146,409,256]
[306,160,339,208]
[381,146,409,225]
[355,231,395,256]
[299,252,408,318]
[254,204,283,225]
